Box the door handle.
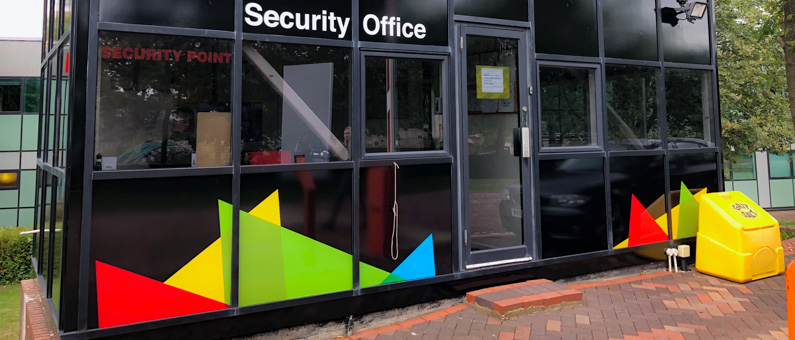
[513,127,531,158]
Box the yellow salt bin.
[696,191,784,283]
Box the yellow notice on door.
[476,66,510,99]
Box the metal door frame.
[458,24,535,269]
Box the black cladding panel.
[602,0,658,61]
[360,0,448,46]
[660,0,711,64]
[535,0,599,57]
[99,0,235,31]
[454,0,528,22]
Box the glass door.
[461,26,533,267]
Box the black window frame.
[536,61,604,153]
[768,152,795,180]
[359,51,451,161]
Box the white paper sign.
[480,68,505,93]
[101,157,118,171]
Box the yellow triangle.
[614,239,629,250]
[250,190,281,226]
[165,238,226,304]
[655,212,670,236]
[670,204,682,237]
[694,188,708,203]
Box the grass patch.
[0,283,20,340]
[781,221,795,241]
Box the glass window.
[364,57,444,153]
[0,79,21,112]
[769,153,793,179]
[661,0,710,64]
[606,65,660,150]
[96,31,233,170]
[728,154,756,180]
[53,0,61,41]
[539,66,598,148]
[24,78,41,113]
[47,62,58,164]
[535,0,598,57]
[63,0,72,33]
[241,42,351,165]
[665,68,714,149]
[59,44,70,168]
[602,0,658,61]
[39,68,49,159]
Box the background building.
[725,150,795,209]
[0,38,41,228]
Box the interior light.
[690,2,708,19]
[0,172,18,189]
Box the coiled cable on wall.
[391,162,400,261]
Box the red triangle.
[627,195,668,247]
[96,261,228,328]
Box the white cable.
[391,162,400,261]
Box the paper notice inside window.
[476,66,510,99]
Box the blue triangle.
[391,235,436,281]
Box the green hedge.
[0,227,34,285]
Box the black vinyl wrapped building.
[34,0,721,338]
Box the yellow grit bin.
[696,191,785,283]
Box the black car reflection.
[498,151,717,259]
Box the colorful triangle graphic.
[677,182,700,239]
[239,211,287,306]
[360,263,392,288]
[281,223,353,299]
[627,195,668,247]
[390,235,436,281]
[96,261,227,329]
[164,235,228,305]
[219,200,233,304]
[381,273,407,285]
[249,190,281,226]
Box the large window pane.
[661,0,710,64]
[59,44,71,168]
[769,153,793,178]
[241,42,351,165]
[96,32,233,170]
[665,69,714,148]
[364,57,444,153]
[539,66,598,147]
[63,0,72,33]
[24,78,40,113]
[535,0,598,57]
[602,0,658,60]
[606,65,660,150]
[47,61,58,164]
[730,154,756,180]
[540,157,607,258]
[0,79,21,112]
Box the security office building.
[33,0,720,338]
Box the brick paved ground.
[348,253,795,340]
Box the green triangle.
[359,263,391,288]
[281,227,353,299]
[218,200,234,305]
[239,211,287,306]
[677,182,700,239]
[381,273,406,285]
